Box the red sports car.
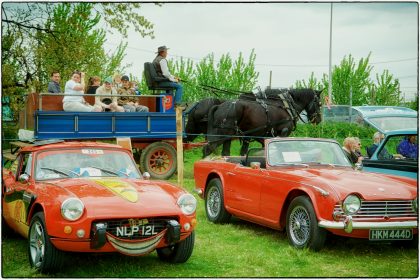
[2,141,196,272]
[194,137,417,250]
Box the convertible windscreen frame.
[34,147,142,181]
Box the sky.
[105,2,416,102]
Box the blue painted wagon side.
[34,111,183,140]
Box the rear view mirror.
[142,172,151,180]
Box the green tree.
[139,50,259,103]
[294,72,323,90]
[322,54,373,105]
[368,70,402,105]
[295,53,404,107]
[39,3,128,89]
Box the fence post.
[176,106,184,187]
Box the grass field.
[1,137,419,277]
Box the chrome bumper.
[319,216,418,233]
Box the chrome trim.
[313,186,329,197]
[334,200,417,219]
[193,188,203,195]
[319,220,418,231]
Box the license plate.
[116,225,157,237]
[369,229,413,240]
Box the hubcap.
[206,186,221,218]
[29,221,45,268]
[148,149,172,175]
[289,206,311,246]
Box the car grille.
[93,217,177,240]
[334,200,417,220]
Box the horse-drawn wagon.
[10,63,203,180]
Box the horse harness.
[242,90,299,135]
[212,90,299,138]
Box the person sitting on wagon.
[397,135,418,159]
[48,71,62,93]
[117,75,149,112]
[152,45,185,107]
[95,77,124,112]
[63,70,102,112]
[86,76,101,94]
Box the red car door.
[225,165,267,216]
[2,153,33,233]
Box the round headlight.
[342,195,361,215]
[61,198,84,221]
[177,194,197,215]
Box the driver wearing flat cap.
[152,46,185,107]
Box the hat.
[121,75,129,81]
[156,46,169,53]
[104,76,113,84]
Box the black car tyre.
[286,196,326,251]
[205,178,231,223]
[28,212,65,273]
[156,231,195,263]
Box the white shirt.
[159,59,176,82]
[63,80,84,103]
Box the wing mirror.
[18,174,30,183]
[142,172,151,180]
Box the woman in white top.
[63,71,102,112]
[95,76,124,112]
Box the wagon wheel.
[140,142,177,180]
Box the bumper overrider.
[319,216,418,233]
[90,219,182,256]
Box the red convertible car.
[2,141,196,272]
[194,138,417,250]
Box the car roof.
[382,129,418,136]
[352,106,417,117]
[20,141,125,153]
[266,137,340,145]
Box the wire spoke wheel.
[289,206,311,246]
[206,186,221,218]
[286,196,326,251]
[204,178,231,223]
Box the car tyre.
[286,196,326,251]
[156,231,195,263]
[205,178,231,223]
[28,212,65,273]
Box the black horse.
[203,88,323,157]
[185,98,224,142]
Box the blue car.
[362,129,418,179]
[351,106,417,131]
